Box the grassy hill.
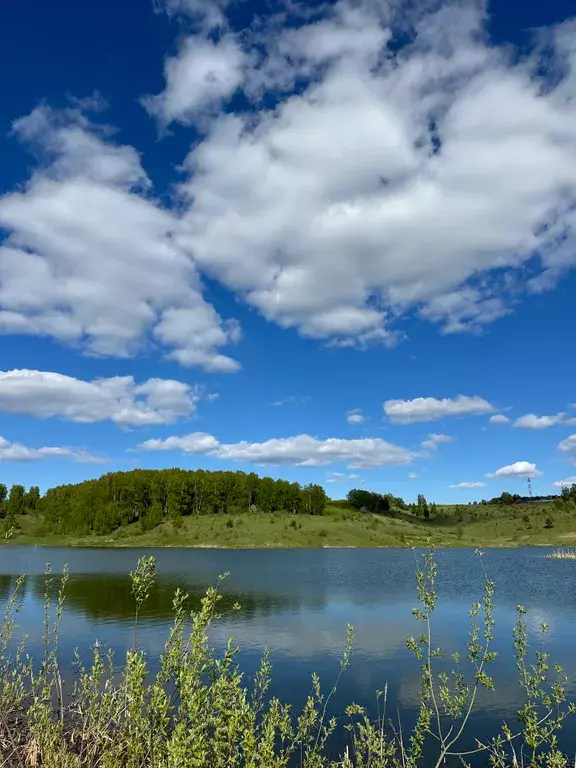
[8,500,576,548]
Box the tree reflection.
[29,574,311,624]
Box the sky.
[1,0,576,502]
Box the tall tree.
[25,485,41,513]
[7,484,26,517]
[302,484,327,515]
[0,483,7,518]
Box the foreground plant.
[341,550,575,768]
[0,551,573,767]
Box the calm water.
[1,546,575,761]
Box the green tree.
[24,485,41,514]
[417,493,428,518]
[0,483,7,518]
[7,484,26,517]
[141,501,164,532]
[303,484,327,515]
[347,489,390,515]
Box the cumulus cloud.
[558,434,576,453]
[143,36,245,125]
[385,395,494,424]
[166,0,576,348]
[449,481,486,488]
[0,436,103,463]
[4,0,576,365]
[346,408,366,424]
[0,369,200,427]
[138,432,220,453]
[513,413,565,429]
[486,461,542,479]
[552,476,576,488]
[421,432,453,450]
[0,105,240,372]
[489,414,510,425]
[139,432,416,468]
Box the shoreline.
[2,539,563,550]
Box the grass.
[6,501,576,549]
[546,548,576,560]
[0,550,574,767]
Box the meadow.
[7,499,576,549]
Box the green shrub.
[0,551,574,767]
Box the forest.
[1,469,573,542]
[0,469,329,536]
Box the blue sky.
[1,0,576,501]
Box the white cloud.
[157,0,230,29]
[450,481,487,488]
[421,432,453,450]
[486,461,542,479]
[0,105,240,372]
[0,436,103,463]
[419,288,510,335]
[214,435,415,468]
[139,432,416,468]
[558,434,576,453]
[139,432,220,453]
[326,471,360,483]
[4,1,576,367]
[169,0,576,348]
[408,472,419,479]
[552,476,576,488]
[0,369,200,427]
[206,392,220,402]
[385,395,494,424]
[143,36,245,125]
[489,414,510,425]
[346,408,366,424]
[271,395,311,407]
[513,413,565,429]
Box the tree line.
[0,470,328,536]
[345,488,423,515]
[0,483,40,520]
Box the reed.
[546,548,576,559]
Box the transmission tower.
[526,477,533,498]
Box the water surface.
[1,546,575,761]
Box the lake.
[1,546,575,763]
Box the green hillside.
[2,469,576,548]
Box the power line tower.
[526,477,533,498]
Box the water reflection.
[0,574,16,603]
[1,545,575,763]
[29,573,302,624]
